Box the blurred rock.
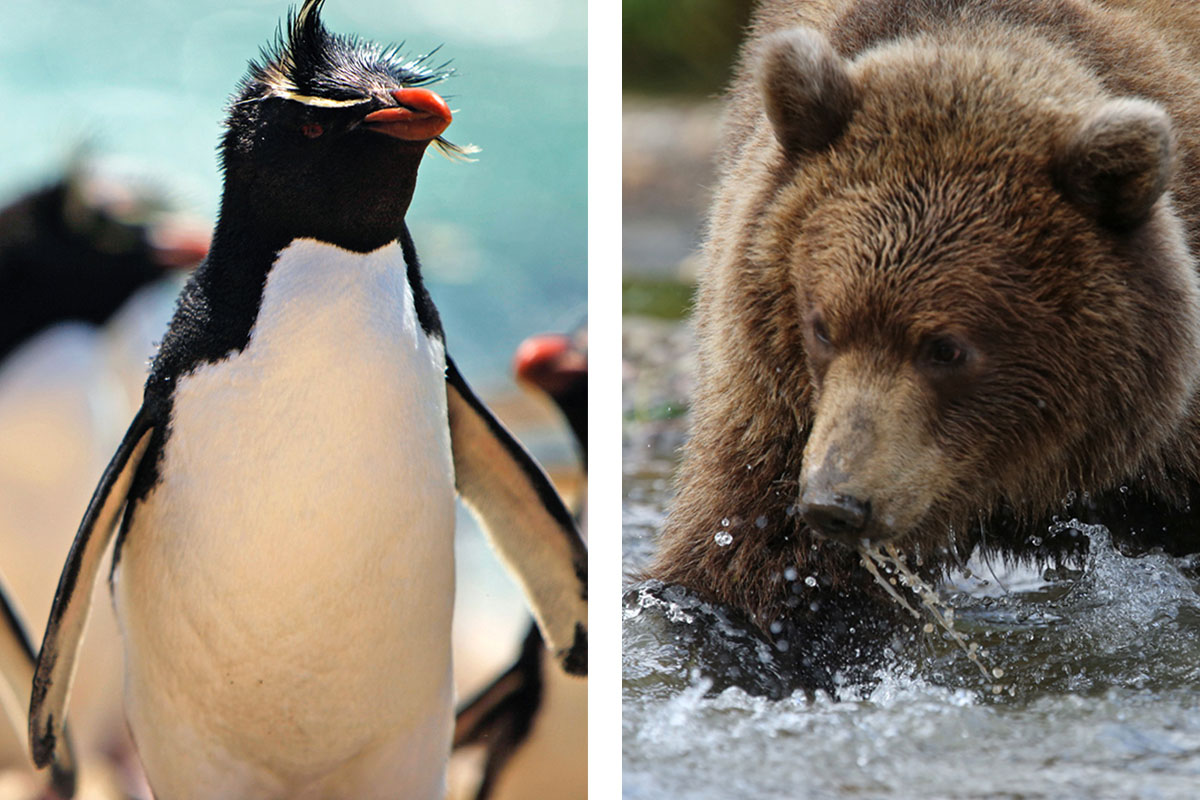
[623,99,721,280]
[623,316,695,420]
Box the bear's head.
[752,28,1200,551]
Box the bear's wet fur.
[651,0,1200,690]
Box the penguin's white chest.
[114,239,456,799]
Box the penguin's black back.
[0,177,174,360]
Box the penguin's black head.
[219,0,462,252]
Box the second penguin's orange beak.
[363,88,452,141]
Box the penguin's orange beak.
[363,88,452,141]
[514,334,587,397]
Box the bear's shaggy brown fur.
[651,0,1200,678]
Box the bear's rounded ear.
[1054,98,1176,230]
[758,28,858,155]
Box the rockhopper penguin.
[453,325,588,800]
[28,2,588,798]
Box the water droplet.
[755,515,768,529]
[992,667,1005,679]
[804,576,817,587]
[783,567,799,581]
[721,518,730,527]
[714,531,733,547]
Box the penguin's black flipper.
[445,357,587,676]
[30,407,155,776]
[0,578,77,798]
[453,623,545,800]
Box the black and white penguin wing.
[29,406,154,776]
[445,357,587,676]
[0,578,76,798]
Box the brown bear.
[649,0,1200,691]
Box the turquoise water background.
[0,0,586,389]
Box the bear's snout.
[800,364,939,545]
[798,487,872,540]
[798,439,879,543]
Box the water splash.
[860,543,1003,690]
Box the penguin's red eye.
[302,123,324,138]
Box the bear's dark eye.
[922,335,968,368]
[812,316,832,347]
[302,122,325,138]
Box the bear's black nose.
[799,493,871,538]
